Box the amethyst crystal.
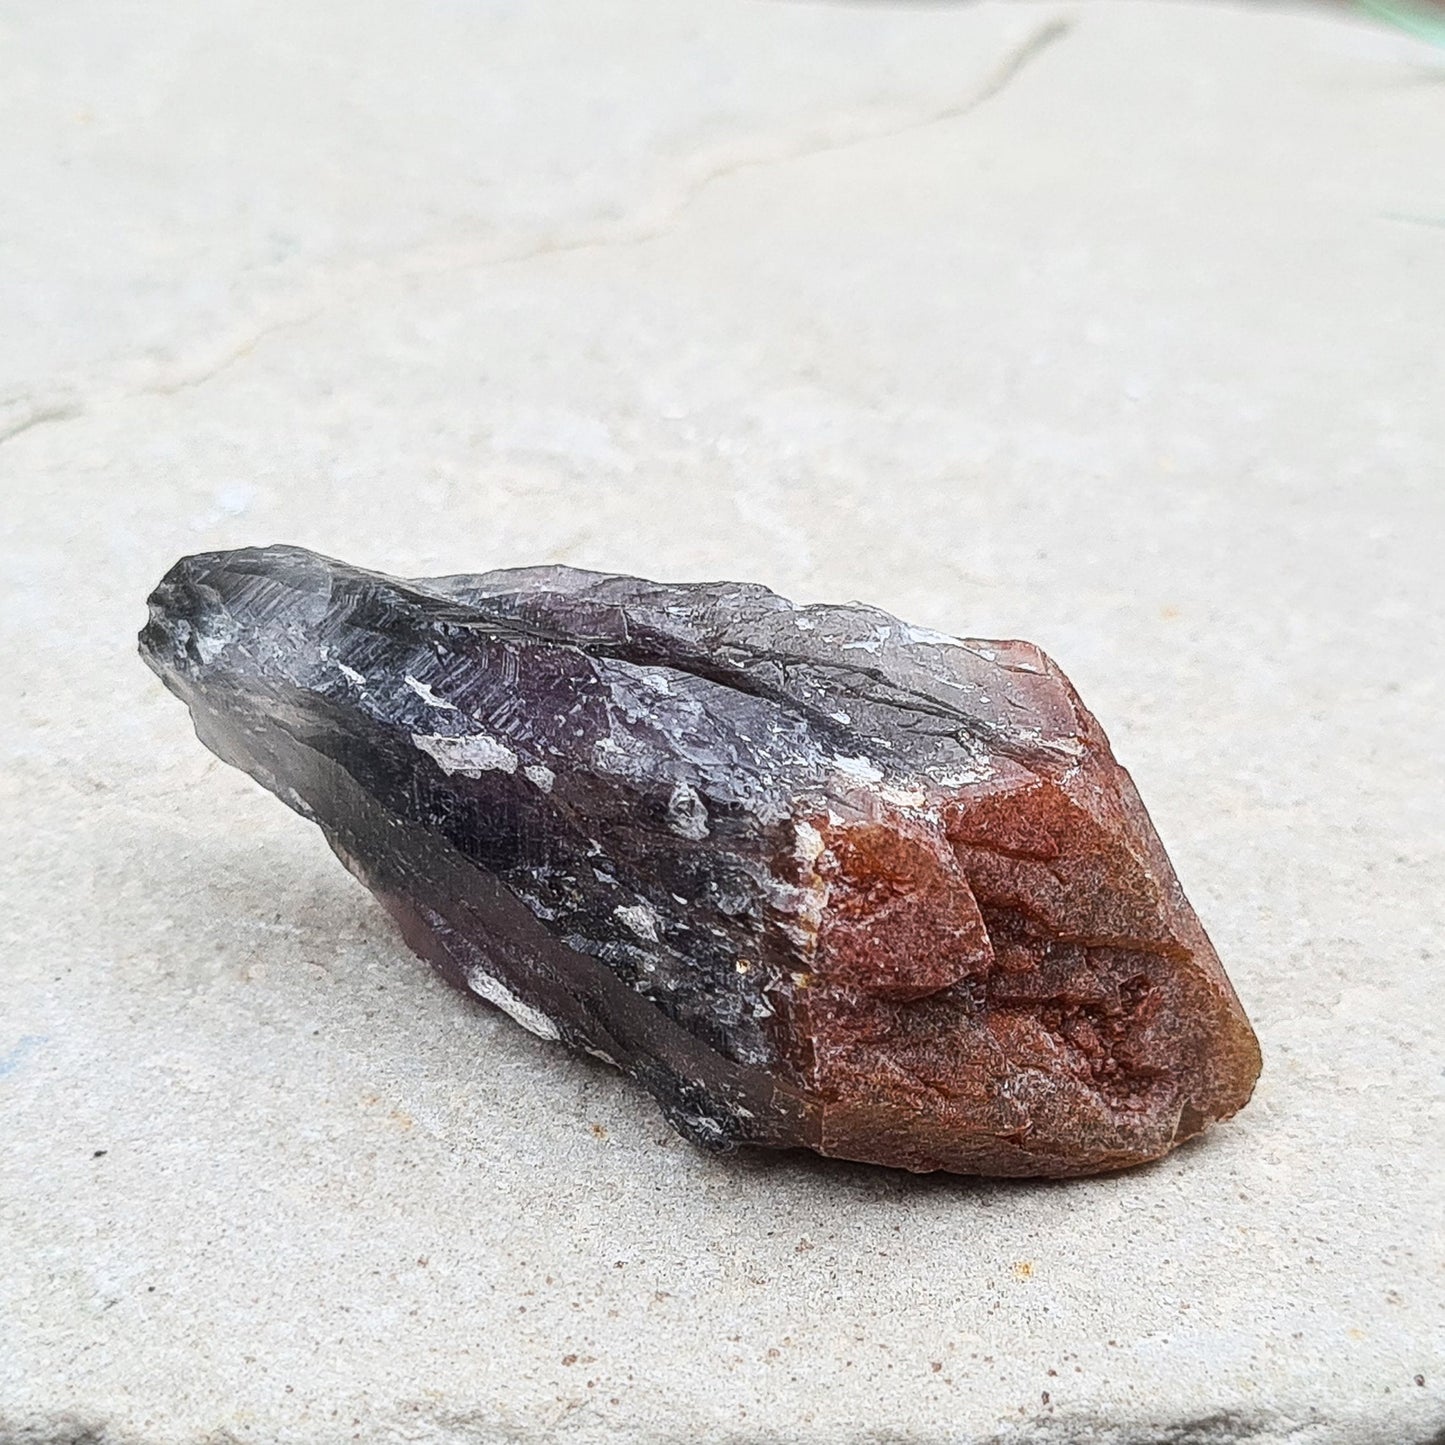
[140,546,1260,1177]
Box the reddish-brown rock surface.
[140,546,1261,1177]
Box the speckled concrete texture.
[2,2,1442,1441]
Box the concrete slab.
[2,1,1442,1441]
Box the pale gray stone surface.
[2,1,1442,1441]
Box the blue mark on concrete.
[0,1035,48,1078]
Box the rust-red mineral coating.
[140,546,1261,1177]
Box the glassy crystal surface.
[140,546,1261,1177]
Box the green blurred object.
[1358,0,1445,45]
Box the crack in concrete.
[0,395,84,446]
[0,13,1073,454]
[1379,210,1445,229]
[136,311,325,399]
[0,314,326,456]
[481,13,1074,272]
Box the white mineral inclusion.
[465,967,560,1041]
[880,785,927,809]
[615,902,661,942]
[189,612,238,664]
[337,661,366,686]
[412,732,518,775]
[794,819,826,867]
[833,753,884,784]
[902,625,1014,667]
[523,762,556,791]
[932,764,992,788]
[404,674,456,709]
[788,820,829,945]
[666,781,709,840]
[903,624,967,649]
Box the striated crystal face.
[140,545,1261,1177]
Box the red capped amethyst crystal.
[140,546,1260,1177]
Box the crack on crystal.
[994,911,1190,968]
[658,641,1069,768]
[972,900,1175,1114]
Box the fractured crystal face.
[140,546,1261,1177]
